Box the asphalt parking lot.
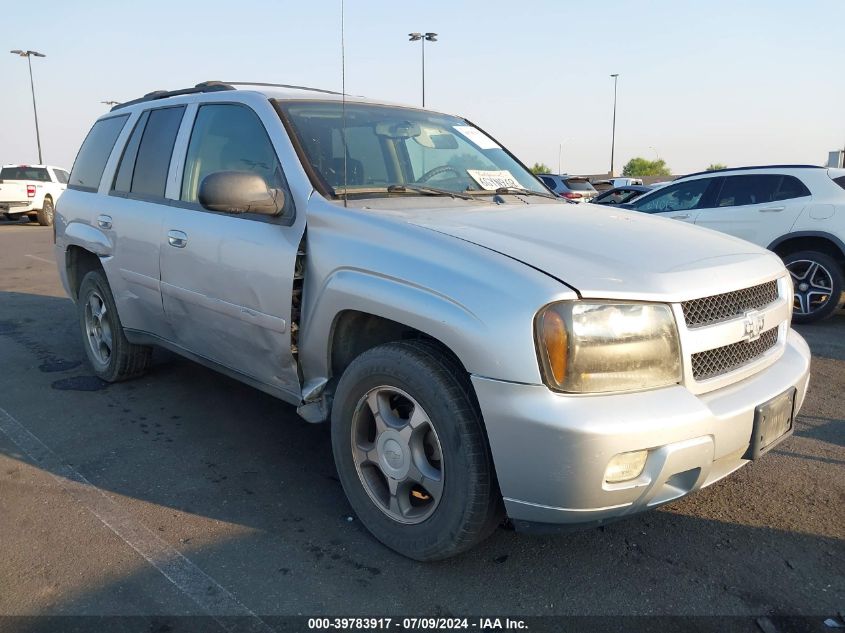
[0,221,842,627]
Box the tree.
[621,157,671,177]
[706,163,727,171]
[530,162,552,175]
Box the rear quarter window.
[68,115,129,192]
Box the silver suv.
[55,82,810,560]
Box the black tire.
[783,250,844,324]
[36,197,54,226]
[77,269,152,381]
[331,340,502,561]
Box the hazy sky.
[2,0,843,175]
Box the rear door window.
[129,106,185,198]
[68,115,129,191]
[53,169,69,184]
[714,175,782,207]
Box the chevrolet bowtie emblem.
[743,310,765,342]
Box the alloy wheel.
[350,386,444,524]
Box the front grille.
[682,280,779,328]
[691,328,779,381]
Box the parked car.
[56,82,809,560]
[0,164,69,225]
[537,173,598,202]
[592,177,644,193]
[592,184,652,206]
[624,165,845,323]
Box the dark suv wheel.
[783,250,844,324]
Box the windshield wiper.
[467,187,560,200]
[332,184,476,201]
[386,184,477,201]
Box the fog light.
[604,450,648,483]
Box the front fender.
[298,268,489,382]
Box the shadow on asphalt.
[0,290,843,619]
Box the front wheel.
[77,270,152,381]
[331,340,501,560]
[783,250,844,324]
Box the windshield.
[0,167,50,182]
[278,101,547,198]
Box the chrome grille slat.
[691,328,779,381]
[682,280,779,328]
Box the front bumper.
[473,329,811,527]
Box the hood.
[399,202,785,302]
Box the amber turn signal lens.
[542,309,568,384]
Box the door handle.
[167,230,188,248]
[759,206,785,212]
[671,214,690,220]
[97,214,112,229]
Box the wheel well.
[329,310,466,380]
[66,246,103,299]
[772,236,845,268]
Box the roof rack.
[677,164,824,180]
[111,80,344,111]
[111,81,235,111]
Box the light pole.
[408,32,437,107]
[649,146,659,161]
[10,49,46,164]
[609,73,619,176]
[101,100,120,108]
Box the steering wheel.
[416,165,463,184]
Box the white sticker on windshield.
[453,125,500,150]
[467,169,522,191]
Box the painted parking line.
[24,254,54,264]
[0,405,274,633]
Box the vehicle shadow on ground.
[1,290,843,619]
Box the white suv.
[626,165,845,323]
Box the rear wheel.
[78,269,152,381]
[783,250,844,323]
[331,340,501,560]
[36,197,54,226]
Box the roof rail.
[110,81,236,111]
[218,81,344,96]
[677,164,824,180]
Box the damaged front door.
[159,102,304,401]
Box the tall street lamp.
[101,100,120,108]
[10,49,46,164]
[649,146,660,161]
[408,32,437,107]
[609,73,619,176]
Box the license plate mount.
[744,387,796,460]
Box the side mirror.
[198,171,285,216]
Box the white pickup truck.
[0,164,69,225]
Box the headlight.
[535,301,681,393]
